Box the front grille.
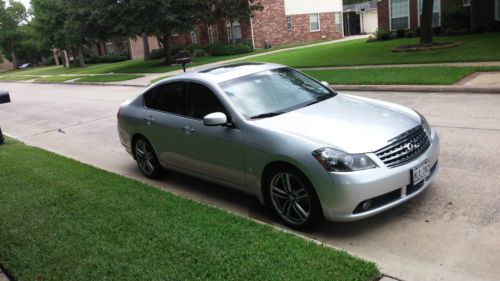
[375,125,430,168]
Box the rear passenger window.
[188,83,226,119]
[144,82,186,115]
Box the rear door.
[143,81,194,169]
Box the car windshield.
[219,68,335,119]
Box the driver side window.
[187,82,227,119]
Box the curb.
[3,80,500,94]
[332,85,500,93]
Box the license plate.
[412,161,431,186]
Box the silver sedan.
[117,63,439,228]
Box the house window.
[496,0,500,21]
[120,40,130,55]
[390,0,409,30]
[334,12,342,32]
[418,0,441,27]
[286,16,292,31]
[463,0,471,7]
[191,30,198,44]
[309,14,320,31]
[105,42,114,54]
[227,21,242,43]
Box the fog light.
[361,200,372,210]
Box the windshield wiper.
[305,93,335,107]
[250,112,286,119]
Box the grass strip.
[35,75,84,82]
[0,75,40,81]
[0,138,379,281]
[245,32,500,67]
[150,75,170,84]
[304,67,500,85]
[74,74,143,83]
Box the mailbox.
[0,91,10,145]
[0,91,10,104]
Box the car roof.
[166,62,286,84]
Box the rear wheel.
[134,137,162,179]
[266,167,322,229]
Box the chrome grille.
[375,126,430,168]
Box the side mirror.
[320,81,330,87]
[203,112,227,126]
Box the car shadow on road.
[123,161,429,238]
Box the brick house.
[378,0,500,31]
[96,0,343,59]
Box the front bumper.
[317,131,440,222]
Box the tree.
[0,0,27,69]
[420,0,434,45]
[215,0,263,45]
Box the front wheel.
[134,137,163,179]
[266,167,322,229]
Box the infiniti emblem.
[404,143,415,152]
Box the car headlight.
[416,111,431,136]
[312,148,377,172]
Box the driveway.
[0,82,499,281]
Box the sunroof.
[199,63,265,74]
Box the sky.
[18,0,31,9]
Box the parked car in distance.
[117,63,439,228]
[18,63,31,69]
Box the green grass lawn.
[74,74,143,83]
[0,138,379,281]
[35,75,84,82]
[245,33,500,67]
[304,66,500,85]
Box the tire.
[134,137,163,179]
[265,166,322,229]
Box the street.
[0,82,499,281]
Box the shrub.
[415,27,421,37]
[176,49,191,58]
[86,54,129,64]
[442,4,470,31]
[406,31,414,38]
[396,29,406,38]
[192,49,206,57]
[150,49,164,60]
[206,43,253,56]
[432,26,443,35]
[375,29,390,41]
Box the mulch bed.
[392,41,462,52]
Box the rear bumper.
[318,131,440,222]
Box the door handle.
[182,125,195,135]
[144,115,154,125]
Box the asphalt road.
[0,82,499,281]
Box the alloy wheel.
[135,139,156,176]
[270,172,311,226]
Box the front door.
[179,82,246,186]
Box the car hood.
[254,94,421,153]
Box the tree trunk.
[229,21,236,45]
[63,50,70,67]
[142,32,151,61]
[161,31,174,65]
[420,0,434,45]
[77,45,85,67]
[53,49,60,66]
[10,40,17,69]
